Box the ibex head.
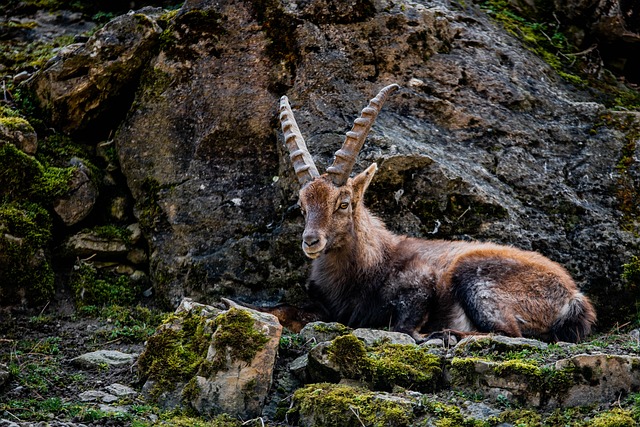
[279,84,399,258]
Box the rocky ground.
[3,299,640,426]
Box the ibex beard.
[279,84,596,343]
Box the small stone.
[105,383,138,398]
[53,160,98,226]
[127,248,148,265]
[0,363,9,388]
[352,328,416,346]
[299,322,352,344]
[13,71,30,84]
[71,350,138,369]
[98,404,129,414]
[289,354,309,382]
[79,390,119,403]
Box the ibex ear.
[352,163,377,206]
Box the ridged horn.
[279,95,320,185]
[326,83,400,186]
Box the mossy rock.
[292,383,414,427]
[138,300,281,418]
[325,334,443,393]
[0,201,55,305]
[0,143,74,203]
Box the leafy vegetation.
[70,260,141,307]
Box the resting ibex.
[279,84,596,343]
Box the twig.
[349,405,366,427]
[37,301,50,318]
[566,44,598,57]
[242,417,265,427]
[457,207,471,221]
[4,410,21,422]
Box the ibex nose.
[302,230,325,258]
[303,231,320,248]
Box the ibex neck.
[351,205,397,270]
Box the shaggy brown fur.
[279,86,596,343]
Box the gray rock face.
[552,353,640,407]
[26,0,640,326]
[299,322,352,344]
[352,328,416,346]
[114,0,637,325]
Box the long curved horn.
[279,96,320,185]
[326,84,400,186]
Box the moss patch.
[137,310,213,400]
[292,383,414,427]
[327,334,442,392]
[591,409,636,427]
[210,308,270,371]
[0,143,75,202]
[0,200,54,304]
[70,260,140,307]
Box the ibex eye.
[339,202,349,210]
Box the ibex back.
[279,84,596,343]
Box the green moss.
[138,307,269,403]
[0,143,75,202]
[368,343,442,392]
[312,322,352,336]
[70,261,140,307]
[591,409,636,427]
[0,200,54,304]
[493,359,542,382]
[36,133,93,167]
[420,398,489,427]
[135,67,174,107]
[137,177,169,233]
[0,106,21,117]
[137,311,213,400]
[327,334,369,379]
[87,224,133,244]
[293,383,413,427]
[0,116,34,132]
[449,357,483,386]
[211,308,270,368]
[495,409,542,426]
[327,334,442,392]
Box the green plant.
[70,261,140,307]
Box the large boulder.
[25,8,163,135]
[27,0,640,325]
[138,298,282,418]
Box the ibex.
[279,84,596,343]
